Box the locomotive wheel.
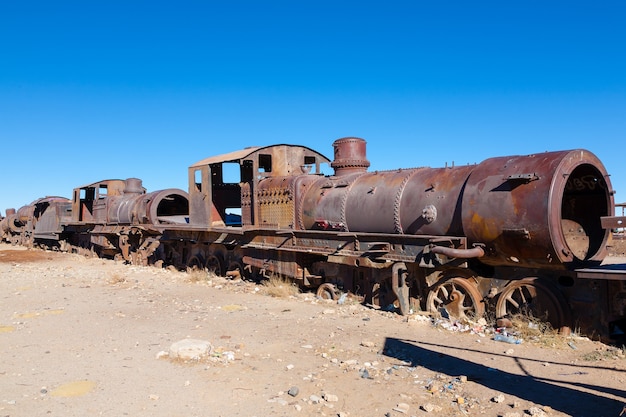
[226,260,247,280]
[205,254,224,277]
[316,283,338,300]
[186,255,204,271]
[371,279,399,310]
[426,277,485,321]
[495,278,572,334]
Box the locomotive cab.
[72,179,130,223]
[188,144,330,228]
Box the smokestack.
[124,178,144,195]
[331,137,370,176]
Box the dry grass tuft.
[581,345,626,361]
[186,267,209,283]
[259,276,300,298]
[507,315,566,348]
[108,273,126,285]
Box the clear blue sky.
[1,1,625,216]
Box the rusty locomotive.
[2,137,626,341]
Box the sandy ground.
[1,243,626,417]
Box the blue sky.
[1,1,625,215]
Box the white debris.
[393,402,410,413]
[169,338,212,361]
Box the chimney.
[331,137,370,176]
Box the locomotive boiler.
[300,138,612,269]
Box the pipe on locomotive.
[300,137,614,269]
[430,245,485,259]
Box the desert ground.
[1,242,626,417]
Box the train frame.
[2,138,626,342]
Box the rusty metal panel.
[462,150,613,268]
[33,198,72,240]
[257,177,296,229]
[189,144,330,174]
[602,216,626,229]
[575,264,626,280]
[189,147,262,168]
[241,182,253,226]
[344,165,475,235]
[300,173,360,231]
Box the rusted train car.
[0,197,72,247]
[3,137,626,341]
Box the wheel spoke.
[516,288,528,305]
[505,295,520,309]
[427,276,485,320]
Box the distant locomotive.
[0,196,71,247]
[2,137,625,341]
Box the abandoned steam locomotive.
[2,137,625,341]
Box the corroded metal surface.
[462,150,613,268]
[302,140,613,269]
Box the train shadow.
[382,337,626,417]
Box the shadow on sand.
[382,337,626,417]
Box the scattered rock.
[528,406,548,416]
[323,393,339,402]
[218,350,235,361]
[421,403,442,412]
[155,350,169,359]
[492,394,506,403]
[288,386,299,397]
[169,338,212,361]
[309,394,321,404]
[392,402,410,413]
[426,380,441,394]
